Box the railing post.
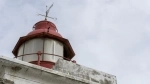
[37,51,42,65]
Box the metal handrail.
[17,52,71,61]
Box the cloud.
[0,0,150,84]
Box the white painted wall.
[0,56,117,84]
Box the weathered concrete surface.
[0,78,14,84]
[0,56,88,84]
[53,59,117,84]
[0,56,117,84]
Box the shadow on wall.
[100,79,112,84]
[0,78,14,84]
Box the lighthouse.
[12,4,75,68]
[0,5,117,84]
[12,20,75,68]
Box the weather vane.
[38,3,57,20]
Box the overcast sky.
[0,0,150,84]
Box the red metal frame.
[37,51,41,65]
[30,61,55,68]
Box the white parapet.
[53,59,117,84]
[0,55,117,84]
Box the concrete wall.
[53,59,117,84]
[2,66,87,84]
[0,78,14,84]
[0,56,117,84]
[0,56,87,84]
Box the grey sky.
[0,0,150,84]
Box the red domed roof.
[28,20,62,37]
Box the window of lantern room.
[17,38,64,63]
[43,38,63,63]
[17,43,24,60]
[23,38,43,62]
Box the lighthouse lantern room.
[12,20,75,68]
[12,5,75,68]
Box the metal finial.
[38,3,57,20]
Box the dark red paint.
[30,61,55,68]
[28,20,61,37]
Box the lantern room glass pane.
[43,38,63,63]
[23,38,43,62]
[17,43,24,56]
[24,38,43,54]
[54,40,63,56]
[17,43,24,60]
[43,38,54,62]
[23,55,38,62]
[54,41,63,62]
[43,54,55,62]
